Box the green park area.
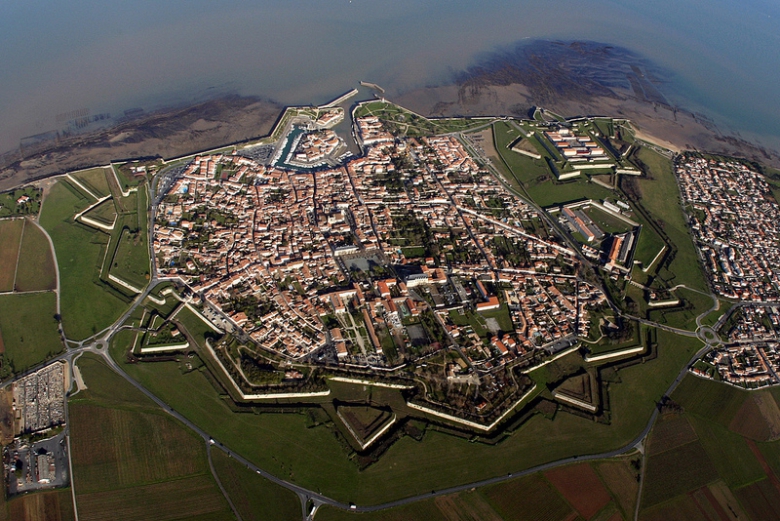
[108,327,702,506]
[626,147,708,293]
[69,354,235,521]
[40,180,129,340]
[70,167,112,198]
[0,292,62,376]
[40,167,150,340]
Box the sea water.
[1,0,778,153]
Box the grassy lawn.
[699,300,732,328]
[633,225,666,269]
[630,148,708,291]
[478,304,514,333]
[82,198,117,226]
[70,354,234,521]
[107,185,150,290]
[14,221,57,292]
[40,180,130,339]
[211,450,301,521]
[109,228,150,288]
[0,292,62,373]
[582,206,633,235]
[71,167,111,198]
[648,287,713,331]
[173,306,217,349]
[116,329,701,505]
[0,219,24,292]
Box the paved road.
[65,316,711,518]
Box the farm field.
[689,414,766,489]
[544,463,612,519]
[672,375,750,427]
[481,473,575,521]
[317,457,643,521]
[0,219,24,291]
[6,488,74,521]
[641,439,719,508]
[595,458,640,518]
[638,375,780,518]
[211,450,300,521]
[115,329,700,505]
[733,479,780,521]
[0,292,62,374]
[14,221,57,292]
[69,354,234,521]
[39,179,130,339]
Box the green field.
[39,180,130,339]
[641,440,719,508]
[14,221,57,292]
[173,306,217,348]
[71,168,111,198]
[114,329,701,505]
[629,148,708,291]
[491,121,614,207]
[0,219,24,291]
[671,374,748,426]
[81,199,117,226]
[482,473,574,521]
[687,414,766,488]
[0,292,62,374]
[636,375,780,516]
[106,185,150,292]
[211,450,300,521]
[648,287,714,331]
[70,354,234,521]
[110,228,150,288]
[633,225,666,269]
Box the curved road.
[67,313,712,518]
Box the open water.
[1,0,779,153]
